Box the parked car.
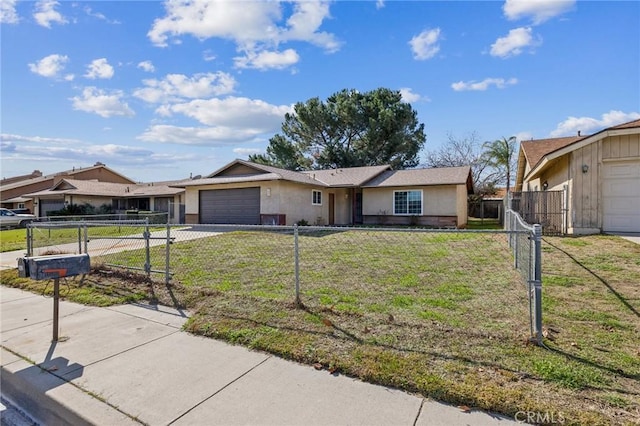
[0,208,36,229]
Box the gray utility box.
[18,254,90,280]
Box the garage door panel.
[200,187,260,224]
[603,161,640,233]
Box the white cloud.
[147,0,340,70]
[514,131,534,142]
[1,0,19,24]
[203,50,216,62]
[234,48,300,70]
[83,5,120,24]
[409,28,441,60]
[137,60,156,73]
[162,96,292,129]
[33,0,67,28]
[451,77,518,91]
[0,133,81,145]
[84,58,114,79]
[399,88,425,103]
[549,110,640,137]
[70,87,135,118]
[137,125,266,146]
[376,0,385,10]
[133,72,237,104]
[490,27,540,58]
[233,147,263,156]
[503,0,575,25]
[28,54,73,80]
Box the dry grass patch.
[2,231,638,425]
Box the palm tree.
[482,136,517,195]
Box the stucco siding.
[363,185,459,218]
[456,185,468,226]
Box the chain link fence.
[25,218,543,344]
[504,208,543,345]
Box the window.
[312,190,322,205]
[394,190,422,215]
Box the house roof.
[0,163,137,192]
[362,166,472,188]
[610,118,640,129]
[516,117,640,188]
[177,159,322,187]
[177,160,474,190]
[25,179,183,198]
[520,136,584,171]
[302,165,391,187]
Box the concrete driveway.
[0,227,221,270]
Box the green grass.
[2,231,639,425]
[0,225,166,253]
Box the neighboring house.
[515,118,640,234]
[174,159,473,227]
[1,163,136,215]
[24,179,186,223]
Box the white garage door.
[602,161,640,233]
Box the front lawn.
[1,231,638,425]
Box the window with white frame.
[393,190,422,215]
[312,190,322,205]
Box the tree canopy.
[482,136,517,193]
[423,132,518,196]
[249,88,426,170]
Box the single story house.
[1,163,136,214]
[25,179,186,223]
[174,159,473,227]
[515,118,640,234]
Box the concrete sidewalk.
[1,287,517,426]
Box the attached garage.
[39,198,65,217]
[200,187,260,224]
[603,161,640,233]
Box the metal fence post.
[83,224,88,255]
[532,224,543,345]
[563,184,569,234]
[26,224,32,257]
[511,214,520,269]
[144,224,151,277]
[78,223,82,254]
[294,224,301,307]
[165,222,171,285]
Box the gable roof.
[610,118,640,129]
[363,166,472,190]
[302,165,391,187]
[177,159,322,187]
[25,179,183,198]
[0,163,137,192]
[516,117,640,188]
[176,160,474,190]
[520,136,585,171]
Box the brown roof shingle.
[362,166,471,187]
[520,136,584,170]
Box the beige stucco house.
[25,179,186,223]
[515,118,640,234]
[0,163,136,215]
[175,160,473,227]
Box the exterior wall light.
[582,164,589,173]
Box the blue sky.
[1,0,639,182]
